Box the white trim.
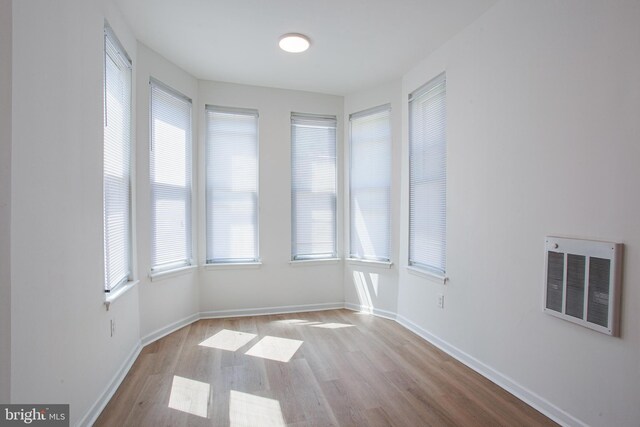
[203,261,262,271]
[406,266,448,284]
[394,314,585,427]
[200,302,344,319]
[141,312,200,346]
[206,104,259,117]
[288,258,341,267]
[344,302,396,320]
[79,341,142,427]
[346,258,393,269]
[104,279,139,311]
[349,103,392,121]
[83,302,584,427]
[149,265,197,282]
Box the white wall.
[0,0,12,405]
[343,80,402,316]
[197,81,344,313]
[7,1,640,426]
[397,1,640,426]
[135,43,200,338]
[11,0,141,424]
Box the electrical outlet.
[110,319,115,337]
[437,294,445,309]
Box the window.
[205,106,259,263]
[149,79,193,273]
[103,25,132,292]
[349,105,391,262]
[291,113,337,260]
[409,73,447,276]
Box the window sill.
[346,258,393,269]
[289,258,341,267]
[203,262,262,271]
[407,266,448,284]
[104,279,139,311]
[150,265,197,282]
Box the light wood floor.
[95,309,557,426]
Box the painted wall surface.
[7,1,640,426]
[397,1,640,426]
[135,43,200,338]
[197,81,344,313]
[10,0,141,424]
[343,80,402,316]
[0,0,12,405]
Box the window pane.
[409,73,446,275]
[150,80,192,272]
[206,107,259,263]
[103,26,132,292]
[291,114,337,260]
[350,106,391,261]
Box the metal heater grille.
[544,237,622,336]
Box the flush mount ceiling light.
[279,33,310,53]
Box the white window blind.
[291,113,337,260]
[349,105,391,262]
[409,73,447,275]
[205,106,259,263]
[150,79,192,273]
[103,25,132,292]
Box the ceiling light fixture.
[279,33,310,53]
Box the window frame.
[290,112,338,261]
[103,23,133,294]
[204,105,260,265]
[408,72,447,279]
[348,104,392,263]
[148,78,194,275]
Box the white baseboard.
[79,302,584,427]
[344,302,397,320]
[394,314,586,427]
[78,341,142,427]
[140,313,200,346]
[81,303,340,426]
[199,302,344,319]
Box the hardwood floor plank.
[320,378,383,415]
[95,309,557,427]
[361,407,394,427]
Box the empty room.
[1,0,639,426]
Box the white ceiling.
[115,0,498,95]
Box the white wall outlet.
[437,294,445,309]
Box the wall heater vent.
[544,236,623,336]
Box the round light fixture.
[279,33,310,53]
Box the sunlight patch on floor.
[199,329,257,351]
[229,390,285,427]
[245,336,303,362]
[168,375,210,418]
